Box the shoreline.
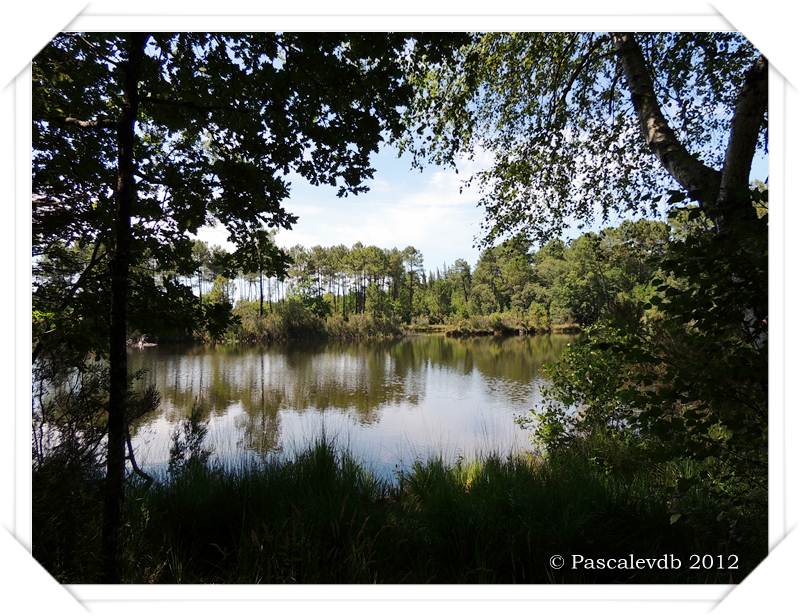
[128,325,582,348]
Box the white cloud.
[280,159,486,265]
[195,147,494,267]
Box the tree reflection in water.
[128,334,574,475]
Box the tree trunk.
[101,33,147,584]
[716,54,768,226]
[407,269,414,324]
[259,269,264,317]
[612,32,721,204]
[613,33,767,231]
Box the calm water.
[128,334,573,477]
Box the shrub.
[526,302,550,332]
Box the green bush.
[231,298,404,343]
[325,313,401,339]
[232,297,325,342]
[526,302,550,332]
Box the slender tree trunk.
[407,269,414,324]
[259,269,264,317]
[101,33,147,584]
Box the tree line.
[165,217,669,341]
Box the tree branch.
[72,34,121,67]
[551,35,601,120]
[126,426,154,487]
[612,32,721,205]
[141,95,246,116]
[47,115,117,129]
[33,236,106,363]
[718,54,768,208]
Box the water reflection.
[129,334,573,475]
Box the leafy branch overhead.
[403,32,767,243]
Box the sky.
[197,142,770,272]
[197,144,492,271]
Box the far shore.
[127,323,582,348]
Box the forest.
[31,32,767,584]
[37,217,669,346]
[224,218,670,338]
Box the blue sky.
[198,143,769,271]
[198,144,492,270]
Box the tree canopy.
[403,32,767,243]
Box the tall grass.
[32,438,765,583]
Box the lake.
[128,334,574,477]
